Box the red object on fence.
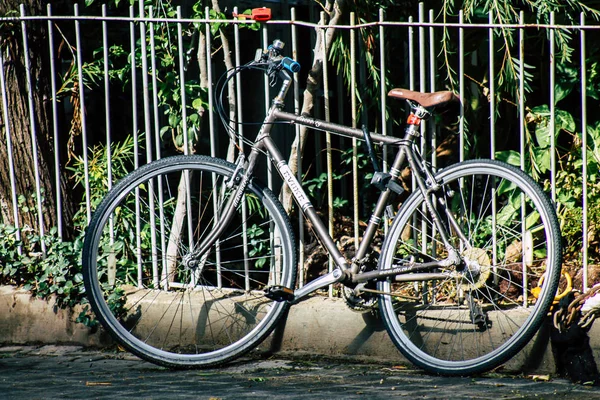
[251,8,271,21]
[233,7,272,21]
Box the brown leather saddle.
[388,88,460,108]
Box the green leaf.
[533,105,551,147]
[496,202,518,226]
[525,211,540,230]
[168,114,180,128]
[192,98,205,111]
[495,150,522,167]
[532,148,551,174]
[554,81,574,104]
[160,125,170,138]
[532,106,575,147]
[556,109,575,133]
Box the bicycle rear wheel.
[378,159,562,375]
[82,155,297,368]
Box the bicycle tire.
[377,159,562,375]
[82,155,297,368]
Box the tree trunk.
[0,0,75,237]
[282,0,345,213]
[211,0,238,163]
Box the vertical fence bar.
[581,13,589,291]
[519,12,525,172]
[350,13,359,248]
[0,32,21,252]
[408,15,415,211]
[262,22,278,289]
[139,1,159,288]
[130,5,143,288]
[429,9,436,169]
[177,7,189,155]
[102,4,117,277]
[205,7,222,288]
[149,6,162,160]
[233,8,244,145]
[290,8,305,288]
[458,11,464,162]
[428,9,438,258]
[148,6,167,287]
[206,7,215,159]
[73,4,91,227]
[488,12,496,159]
[21,5,46,253]
[408,16,415,91]
[418,4,427,255]
[232,8,250,292]
[47,4,62,239]
[379,4,388,243]
[519,11,528,306]
[320,13,334,297]
[178,5,194,265]
[262,23,273,190]
[418,3,426,149]
[379,9,387,171]
[130,6,139,171]
[488,11,498,281]
[549,12,556,202]
[102,5,113,189]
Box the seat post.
[404,100,431,138]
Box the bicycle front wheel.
[82,155,297,368]
[378,159,562,375]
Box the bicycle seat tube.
[400,104,463,267]
[351,104,430,274]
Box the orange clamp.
[407,113,421,126]
[235,7,272,21]
[251,7,271,21]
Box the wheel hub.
[460,247,491,291]
[182,253,201,272]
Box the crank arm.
[291,268,346,303]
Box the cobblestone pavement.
[0,346,598,399]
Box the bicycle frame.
[212,69,464,302]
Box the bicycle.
[82,39,562,375]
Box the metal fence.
[0,2,597,291]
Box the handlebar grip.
[281,57,301,73]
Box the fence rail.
[0,2,597,293]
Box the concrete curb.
[1,285,598,373]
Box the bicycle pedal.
[264,285,295,302]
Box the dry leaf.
[527,375,550,382]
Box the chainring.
[342,286,378,313]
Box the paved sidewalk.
[0,345,597,399]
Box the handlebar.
[254,39,301,75]
[216,39,299,140]
[280,57,301,73]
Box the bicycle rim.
[377,159,562,375]
[82,155,296,367]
